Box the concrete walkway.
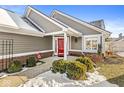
[16,56,78,79]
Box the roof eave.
[0,24,19,29]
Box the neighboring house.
[108,33,124,52]
[0,6,111,71]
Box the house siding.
[0,32,52,55]
[71,36,82,50]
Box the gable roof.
[0,7,111,38]
[7,10,40,32]
[0,8,44,37]
[24,6,82,36]
[25,6,66,33]
[51,10,111,36]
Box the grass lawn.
[96,55,124,87]
[0,76,27,87]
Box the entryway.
[54,37,69,57]
[58,38,64,57]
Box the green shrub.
[51,59,68,74]
[76,57,95,72]
[26,56,36,67]
[7,60,22,73]
[76,57,84,63]
[66,61,87,80]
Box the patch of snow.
[21,70,116,87]
[0,72,8,78]
[0,67,29,78]
[21,67,29,72]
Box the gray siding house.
[0,6,111,70]
[107,33,124,53]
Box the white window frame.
[83,35,101,53]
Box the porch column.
[69,36,71,50]
[52,35,55,56]
[82,35,84,52]
[64,32,67,60]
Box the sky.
[0,5,124,37]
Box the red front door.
[58,38,64,57]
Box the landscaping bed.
[21,56,118,87]
[21,70,107,87]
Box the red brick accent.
[69,51,82,56]
[0,51,53,71]
[69,51,104,63]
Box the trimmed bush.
[76,57,95,72]
[51,59,68,74]
[7,60,22,73]
[26,56,36,67]
[66,61,87,80]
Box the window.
[92,40,97,50]
[85,37,98,51]
[86,40,91,50]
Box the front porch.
[45,29,82,60]
[45,31,103,60]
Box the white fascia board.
[0,24,19,30]
[0,28,43,37]
[25,7,66,30]
[53,10,111,35]
[44,31,64,36]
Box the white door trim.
[54,36,69,56]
